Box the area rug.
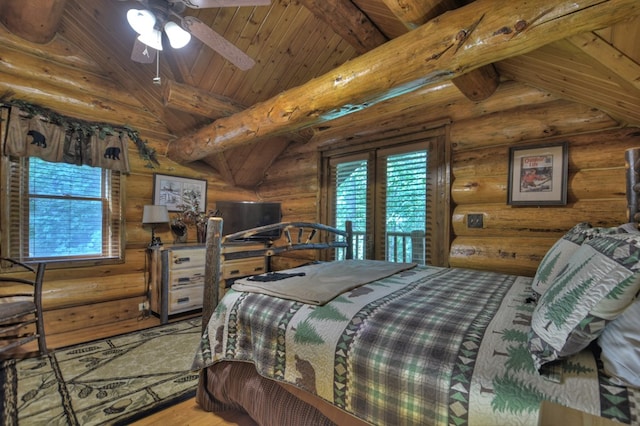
[0,317,202,425]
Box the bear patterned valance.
[4,107,131,173]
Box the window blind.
[378,149,427,263]
[3,156,124,265]
[331,156,369,260]
[321,124,450,266]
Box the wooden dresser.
[148,242,268,324]
[148,244,206,324]
[219,242,268,299]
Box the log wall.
[449,126,638,276]
[2,21,640,341]
[258,90,640,277]
[0,29,258,338]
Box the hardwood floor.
[131,398,256,426]
[4,313,257,426]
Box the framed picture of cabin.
[507,142,568,206]
[152,174,207,212]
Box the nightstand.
[148,244,205,324]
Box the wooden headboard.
[201,219,353,331]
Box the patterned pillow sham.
[531,223,623,298]
[528,232,640,370]
[598,297,640,388]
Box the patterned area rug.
[0,317,202,425]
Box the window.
[2,156,124,267]
[320,126,450,265]
[382,149,428,263]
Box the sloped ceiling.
[1,0,640,187]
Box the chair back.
[0,257,47,356]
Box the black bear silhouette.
[104,147,121,160]
[27,130,47,148]
[294,354,317,393]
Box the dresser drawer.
[221,257,266,279]
[165,248,206,270]
[168,285,203,315]
[168,267,204,290]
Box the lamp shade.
[165,21,191,49]
[137,28,163,51]
[127,9,156,35]
[142,205,169,224]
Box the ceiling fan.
[124,0,270,71]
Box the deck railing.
[340,230,425,264]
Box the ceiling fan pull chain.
[153,50,161,85]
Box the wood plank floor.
[4,313,257,426]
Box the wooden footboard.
[201,218,353,333]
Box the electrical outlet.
[467,214,484,229]
[138,301,149,311]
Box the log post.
[202,217,223,332]
[625,148,640,223]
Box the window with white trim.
[2,156,124,267]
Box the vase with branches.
[172,190,216,243]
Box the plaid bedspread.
[193,265,638,425]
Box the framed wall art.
[152,174,207,212]
[507,142,568,206]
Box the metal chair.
[0,257,47,356]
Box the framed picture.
[507,142,568,206]
[152,174,207,212]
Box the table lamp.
[142,205,169,248]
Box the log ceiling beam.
[167,0,640,164]
[299,0,388,54]
[304,0,498,101]
[163,80,312,143]
[450,64,500,101]
[381,0,500,101]
[0,0,67,43]
[380,0,461,29]
[163,79,246,119]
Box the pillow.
[528,232,640,370]
[598,297,640,388]
[531,223,623,298]
[618,222,640,234]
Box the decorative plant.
[173,190,217,243]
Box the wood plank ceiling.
[1,0,640,187]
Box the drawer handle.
[254,267,264,272]
[177,297,190,304]
[230,269,240,275]
[175,257,191,264]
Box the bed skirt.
[196,361,370,426]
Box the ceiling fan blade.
[179,0,270,9]
[131,38,157,63]
[181,16,255,70]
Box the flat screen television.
[215,201,282,240]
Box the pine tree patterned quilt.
[193,265,638,425]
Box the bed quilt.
[193,265,638,425]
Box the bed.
[190,214,640,425]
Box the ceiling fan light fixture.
[137,29,163,51]
[127,9,156,35]
[164,21,191,49]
